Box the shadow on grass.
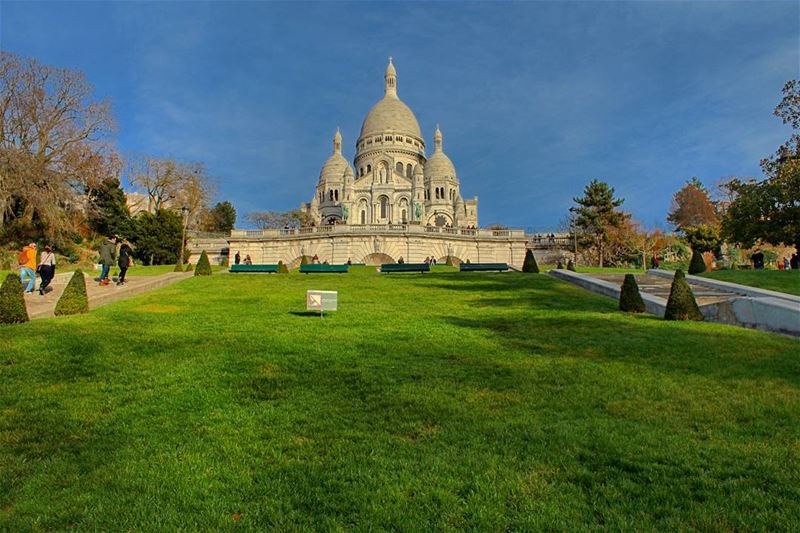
[439,313,800,385]
[288,311,324,317]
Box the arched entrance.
[363,253,394,265]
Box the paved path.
[589,272,748,306]
[23,271,192,320]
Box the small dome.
[424,125,456,179]
[320,129,352,181]
[319,153,349,182]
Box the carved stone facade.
[227,59,527,267]
[301,59,478,228]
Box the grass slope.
[1,267,798,530]
[701,270,800,296]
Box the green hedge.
[567,260,576,272]
[688,249,707,275]
[0,273,29,324]
[194,251,212,276]
[619,274,645,313]
[522,249,539,273]
[55,270,89,316]
[664,269,703,321]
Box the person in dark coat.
[234,251,241,265]
[117,242,132,285]
[98,237,117,285]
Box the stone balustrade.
[230,224,527,241]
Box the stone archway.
[363,252,394,265]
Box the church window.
[380,196,388,218]
[401,209,407,223]
[367,140,372,145]
[334,190,339,201]
[385,136,391,141]
[406,138,412,144]
[360,210,366,224]
[406,164,413,177]
[374,137,381,142]
[367,164,371,174]
[396,162,403,174]
[360,167,364,177]
[329,190,334,201]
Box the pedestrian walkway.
[23,271,191,320]
[589,272,747,306]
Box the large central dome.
[358,58,422,140]
[360,98,421,139]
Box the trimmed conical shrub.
[445,255,454,266]
[194,250,212,276]
[664,269,703,321]
[184,262,194,272]
[688,249,707,274]
[55,270,89,316]
[567,260,576,272]
[278,260,289,274]
[300,255,309,265]
[556,260,564,269]
[522,249,539,273]
[0,273,29,324]
[173,262,185,272]
[619,274,645,313]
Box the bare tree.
[0,51,117,243]
[127,156,215,230]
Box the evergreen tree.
[688,249,707,274]
[54,270,89,316]
[0,274,29,324]
[173,262,185,272]
[567,259,576,271]
[445,256,454,266]
[86,177,133,238]
[572,179,628,267]
[204,201,237,233]
[194,250,212,276]
[619,274,645,313]
[664,269,704,321]
[300,255,309,265]
[556,260,564,269]
[185,262,194,272]
[129,209,182,265]
[278,260,289,274]
[522,249,539,273]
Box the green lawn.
[701,269,800,296]
[1,268,798,530]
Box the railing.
[230,225,527,240]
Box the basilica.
[225,59,527,267]
[302,58,478,228]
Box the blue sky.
[2,1,797,230]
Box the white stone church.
[302,58,478,228]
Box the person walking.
[18,242,37,293]
[98,236,117,285]
[117,242,133,286]
[37,245,56,295]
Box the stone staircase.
[23,271,191,320]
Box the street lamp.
[179,205,189,265]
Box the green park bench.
[300,264,349,274]
[380,263,431,273]
[229,264,279,273]
[459,262,510,272]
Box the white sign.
[307,290,338,312]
